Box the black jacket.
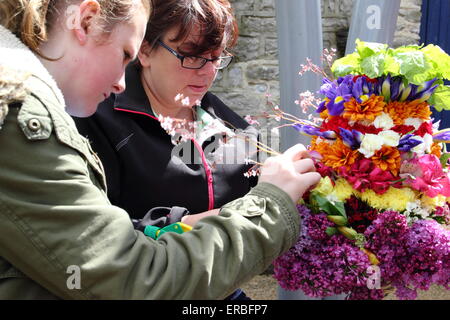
[74,64,258,220]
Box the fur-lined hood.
[0,25,65,127]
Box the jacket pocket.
[222,195,266,218]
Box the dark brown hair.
[145,0,238,55]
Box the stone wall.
[211,0,423,120]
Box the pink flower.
[400,154,450,197]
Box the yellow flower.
[332,178,355,202]
[360,187,417,212]
[311,176,334,196]
[421,194,447,210]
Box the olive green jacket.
[0,26,300,299]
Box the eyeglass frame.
[156,40,233,70]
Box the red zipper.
[192,139,215,211]
[114,107,159,120]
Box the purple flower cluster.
[274,206,450,300]
[274,205,371,298]
[363,211,450,299]
[396,220,450,295]
[364,211,410,281]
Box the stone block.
[241,16,277,35]
[264,38,279,59]
[234,36,262,61]
[246,63,279,82]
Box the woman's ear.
[138,41,153,68]
[73,0,101,45]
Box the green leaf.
[309,194,346,218]
[332,52,361,77]
[440,153,450,167]
[421,44,450,80]
[430,85,450,111]
[356,39,388,59]
[326,227,338,236]
[383,53,401,75]
[360,53,386,78]
[394,51,430,84]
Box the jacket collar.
[112,63,154,116]
[112,63,221,120]
[0,25,65,108]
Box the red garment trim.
[192,139,215,211]
[114,107,159,121]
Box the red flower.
[414,121,433,137]
[352,123,382,135]
[339,158,399,194]
[345,196,379,233]
[320,116,351,133]
[392,124,416,135]
[315,161,334,178]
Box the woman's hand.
[258,144,321,204]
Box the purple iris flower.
[398,134,423,152]
[433,129,450,142]
[352,77,364,102]
[406,84,419,101]
[389,77,403,101]
[319,78,337,100]
[321,130,337,140]
[413,79,439,102]
[293,124,322,137]
[381,74,392,100]
[318,76,353,116]
[340,128,363,150]
[317,99,327,113]
[293,124,337,140]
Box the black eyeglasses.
[157,40,233,70]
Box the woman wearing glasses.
[75,0,259,299]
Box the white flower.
[404,117,423,130]
[405,200,431,222]
[325,194,340,204]
[373,113,394,130]
[379,130,400,147]
[181,97,191,106]
[358,134,383,158]
[411,133,433,155]
[174,93,183,102]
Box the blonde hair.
[0,0,150,58]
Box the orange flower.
[312,138,359,170]
[384,100,432,125]
[343,95,385,122]
[430,142,442,159]
[320,108,330,119]
[371,146,401,175]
